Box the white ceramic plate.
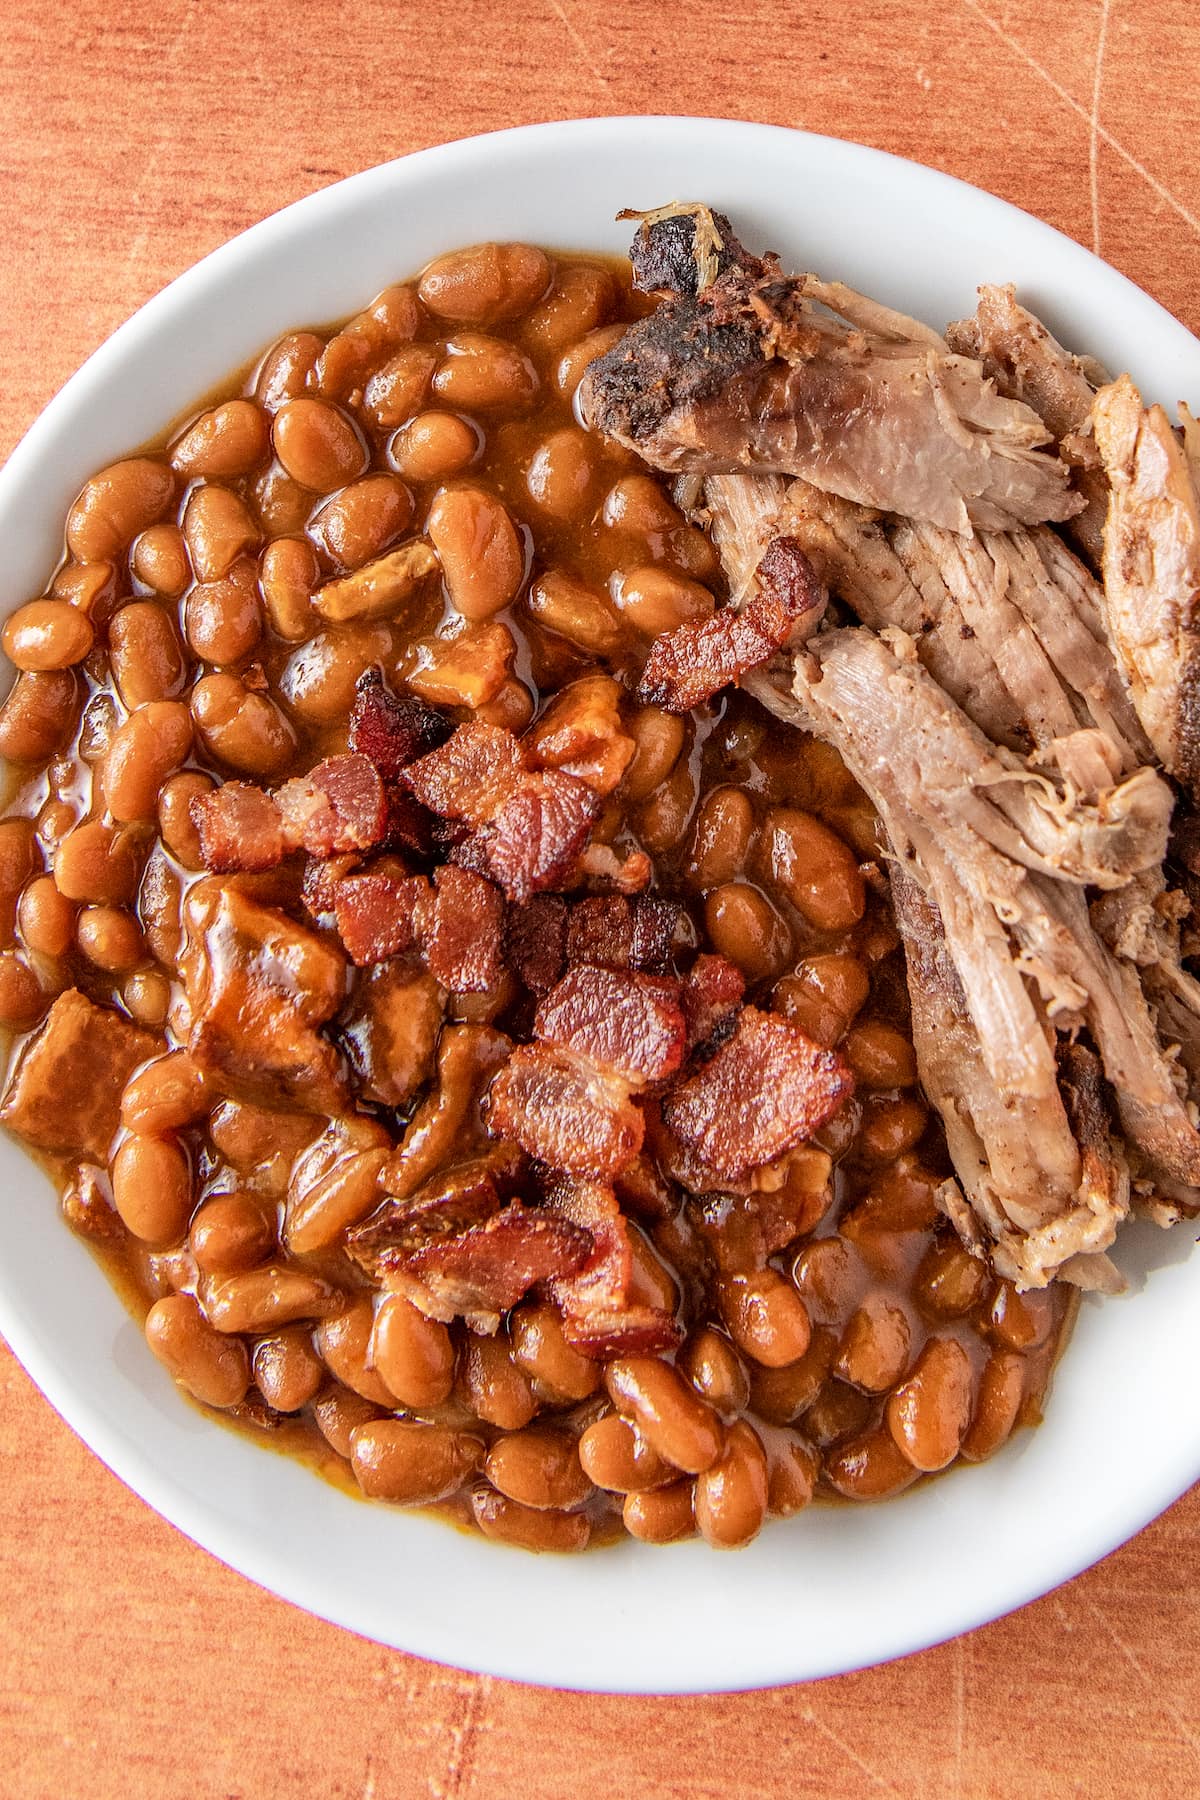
[2,117,1199,1695]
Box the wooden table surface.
[3,1,1200,1794]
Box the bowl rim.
[2,113,1199,1695]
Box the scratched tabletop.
[3,2,1200,1796]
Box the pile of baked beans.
[0,239,1072,1551]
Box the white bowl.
[2,117,1199,1695]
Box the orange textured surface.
[3,1,1200,1794]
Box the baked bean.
[54,819,143,905]
[77,905,143,972]
[627,1226,680,1315]
[678,1326,750,1417]
[260,537,319,640]
[688,787,756,890]
[433,333,538,411]
[254,467,313,536]
[664,525,722,585]
[255,331,324,410]
[36,801,76,852]
[209,1099,317,1180]
[553,322,627,398]
[485,1427,591,1511]
[694,1418,769,1549]
[190,1190,274,1275]
[51,559,117,617]
[190,672,296,776]
[473,678,536,734]
[138,848,182,967]
[253,1327,324,1413]
[915,1240,987,1319]
[184,558,263,665]
[0,670,80,762]
[316,286,420,399]
[109,601,188,705]
[634,753,696,855]
[350,1419,483,1504]
[844,1019,917,1089]
[773,953,870,1048]
[791,1237,867,1324]
[370,1293,456,1411]
[428,485,524,620]
[18,875,75,958]
[363,344,439,430]
[603,473,682,535]
[172,400,270,479]
[472,1488,591,1552]
[314,1386,385,1459]
[717,1270,812,1369]
[961,1350,1025,1462]
[201,1265,340,1334]
[824,1426,922,1500]
[285,1119,390,1254]
[460,1330,538,1430]
[509,1302,601,1404]
[605,1356,724,1474]
[66,458,174,562]
[390,411,477,483]
[278,622,393,725]
[526,570,621,657]
[988,1280,1055,1351]
[620,706,685,802]
[762,809,865,933]
[615,565,714,636]
[748,1326,837,1424]
[524,263,613,354]
[419,243,549,324]
[310,474,413,569]
[859,1094,928,1162]
[804,1379,874,1447]
[622,1480,696,1543]
[100,700,193,821]
[145,1294,249,1409]
[121,1050,208,1136]
[316,1295,396,1407]
[525,427,598,520]
[704,882,791,984]
[111,1133,192,1244]
[2,599,94,672]
[0,953,43,1027]
[577,1413,674,1492]
[836,1295,912,1392]
[886,1337,973,1471]
[0,819,38,933]
[157,771,214,868]
[273,397,367,492]
[182,485,259,583]
[123,968,171,1027]
[406,622,515,710]
[766,1433,819,1516]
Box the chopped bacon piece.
[275,753,389,858]
[639,537,826,711]
[545,1180,681,1358]
[345,1161,508,1278]
[1,990,160,1162]
[525,673,636,795]
[561,1305,684,1358]
[682,952,745,1052]
[333,872,425,965]
[349,667,450,776]
[192,782,286,873]
[614,1154,677,1222]
[481,770,599,902]
[403,1204,593,1316]
[662,1005,852,1180]
[402,721,524,826]
[486,1043,645,1177]
[565,894,687,972]
[421,866,506,993]
[302,853,363,927]
[505,895,568,994]
[535,964,686,1084]
[380,787,436,857]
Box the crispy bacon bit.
[350,667,451,777]
[565,894,687,971]
[302,853,362,926]
[421,866,507,992]
[545,1180,682,1358]
[403,1204,593,1316]
[333,872,425,965]
[662,1005,852,1180]
[561,1305,684,1358]
[192,782,286,873]
[535,964,687,1084]
[381,787,437,857]
[575,843,654,893]
[275,753,389,858]
[525,673,636,795]
[345,1162,508,1278]
[486,1044,645,1177]
[682,952,746,1051]
[639,537,826,712]
[505,895,568,994]
[402,721,524,826]
[481,770,599,902]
